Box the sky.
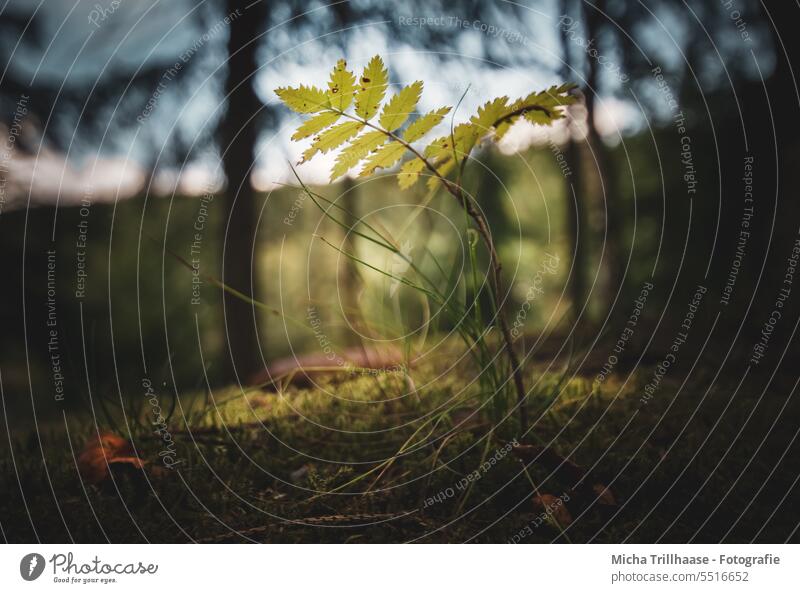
[0,0,769,207]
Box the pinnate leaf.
[275,84,329,114]
[359,141,406,177]
[494,84,577,138]
[355,56,388,120]
[328,59,357,110]
[403,106,451,142]
[397,157,427,189]
[379,81,423,132]
[330,130,387,181]
[518,84,577,125]
[291,111,340,141]
[470,97,510,131]
[301,121,364,164]
[425,123,482,161]
[426,157,455,190]
[494,116,517,141]
[278,55,577,181]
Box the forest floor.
[2,350,800,543]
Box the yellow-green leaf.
[359,141,406,177]
[494,115,519,141]
[518,84,578,125]
[291,110,341,141]
[493,84,577,137]
[427,158,455,190]
[330,130,387,181]
[524,109,556,125]
[397,157,427,189]
[403,106,451,142]
[355,55,388,121]
[300,120,364,164]
[453,123,482,156]
[425,123,482,161]
[470,97,509,131]
[379,81,423,132]
[275,85,329,114]
[328,59,357,111]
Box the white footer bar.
[1,544,796,591]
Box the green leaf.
[470,97,509,131]
[426,158,455,190]
[494,116,518,141]
[275,84,329,114]
[359,141,406,177]
[425,123,482,161]
[397,157,427,189]
[379,81,423,132]
[518,84,577,125]
[495,84,577,138]
[330,130,387,181]
[300,121,364,164]
[355,55,388,121]
[403,106,451,142]
[328,59,357,111]
[291,110,341,141]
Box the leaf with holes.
[328,59,357,111]
[355,55,388,121]
[397,157,428,189]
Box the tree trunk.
[219,0,265,382]
[338,176,364,345]
[560,0,588,320]
[584,0,625,304]
[563,126,587,319]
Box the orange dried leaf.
[532,494,573,527]
[592,483,617,506]
[77,432,146,484]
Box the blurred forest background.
[0,0,798,422]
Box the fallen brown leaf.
[77,432,146,484]
[532,494,573,527]
[592,483,617,506]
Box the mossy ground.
[2,352,798,543]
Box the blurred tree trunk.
[219,0,265,382]
[340,177,362,335]
[584,0,624,305]
[563,117,587,321]
[560,0,588,321]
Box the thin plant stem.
[328,107,529,433]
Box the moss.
[1,358,798,543]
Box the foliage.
[276,56,577,438]
[276,55,576,185]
